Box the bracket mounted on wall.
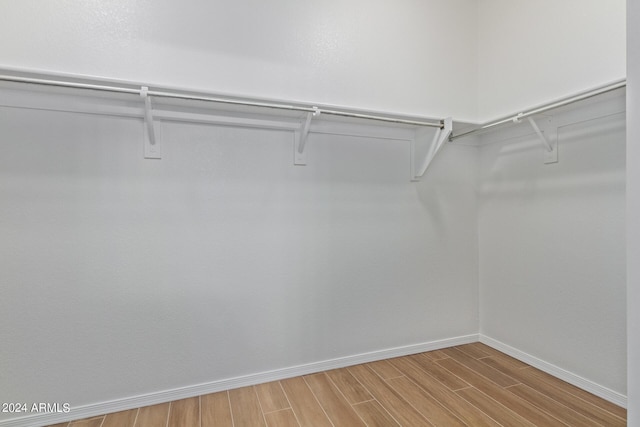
[294,107,319,165]
[411,117,453,181]
[514,113,558,164]
[141,86,162,159]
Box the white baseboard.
[479,334,627,408]
[1,334,478,427]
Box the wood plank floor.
[46,343,626,427]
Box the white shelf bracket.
[141,86,162,159]
[526,116,557,164]
[294,107,319,165]
[412,117,453,181]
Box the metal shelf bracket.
[527,117,558,164]
[514,114,558,164]
[141,86,162,159]
[412,117,452,181]
[294,107,319,165]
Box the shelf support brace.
[141,86,162,159]
[294,107,319,165]
[412,117,452,181]
[527,117,557,164]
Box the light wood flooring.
[46,343,626,427]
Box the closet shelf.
[0,69,625,177]
[0,68,451,181]
[0,71,444,128]
[450,79,626,141]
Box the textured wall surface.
[0,1,630,423]
[478,95,627,396]
[477,0,626,121]
[0,1,626,123]
[0,88,479,420]
[0,0,479,121]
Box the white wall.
[0,0,478,121]
[1,0,627,123]
[477,0,626,122]
[0,0,630,422]
[627,0,639,422]
[478,94,627,398]
[0,87,479,422]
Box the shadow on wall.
[479,112,625,202]
[413,143,479,242]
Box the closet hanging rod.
[450,78,627,140]
[0,73,444,129]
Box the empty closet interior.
[0,0,631,425]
